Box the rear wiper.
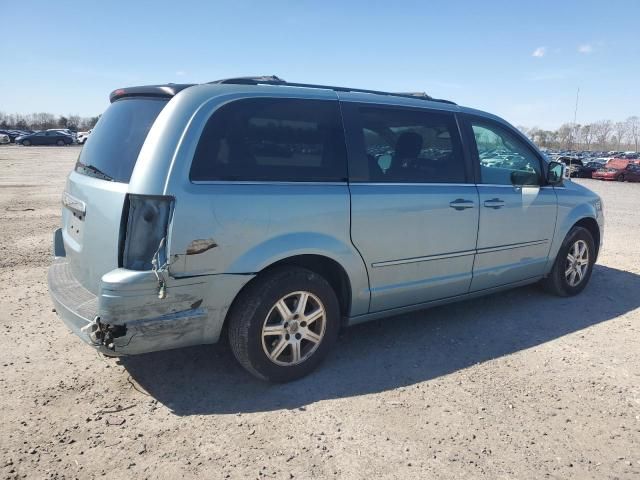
[76,162,115,182]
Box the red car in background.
[592,158,638,181]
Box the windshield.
[75,97,168,182]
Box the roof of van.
[109,75,456,105]
[108,76,511,128]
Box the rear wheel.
[56,139,65,146]
[618,174,626,182]
[541,226,595,296]
[227,266,340,382]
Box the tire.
[56,140,65,146]
[22,140,31,146]
[541,226,595,297]
[227,266,340,382]
[618,174,626,182]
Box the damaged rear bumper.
[47,232,253,356]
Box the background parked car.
[0,129,25,143]
[618,163,640,182]
[47,128,77,142]
[591,159,634,181]
[578,161,608,178]
[16,131,74,146]
[557,157,585,177]
[592,167,621,181]
[77,129,91,144]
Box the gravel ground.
[0,145,638,480]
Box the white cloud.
[578,44,593,54]
[175,70,186,76]
[532,47,546,58]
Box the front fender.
[546,195,600,273]
[226,232,370,316]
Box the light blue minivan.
[48,76,604,381]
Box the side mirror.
[546,161,565,185]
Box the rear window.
[75,98,168,182]
[190,98,347,182]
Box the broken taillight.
[121,194,173,270]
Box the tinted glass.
[471,121,542,185]
[75,98,168,183]
[190,98,347,182]
[356,107,465,183]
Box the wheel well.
[219,255,352,341]
[265,255,352,319]
[574,217,600,257]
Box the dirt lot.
[0,145,638,480]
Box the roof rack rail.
[208,76,456,105]
[213,75,287,85]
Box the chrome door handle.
[483,198,505,209]
[449,199,476,211]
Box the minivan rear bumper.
[48,229,253,356]
[48,256,102,348]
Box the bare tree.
[528,127,542,145]
[557,123,574,149]
[67,115,82,130]
[613,121,629,150]
[627,116,640,152]
[592,120,614,150]
[580,124,594,151]
[516,125,531,138]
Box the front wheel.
[227,266,340,382]
[22,140,31,146]
[541,226,595,296]
[618,174,626,182]
[56,140,65,146]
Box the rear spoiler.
[109,84,195,103]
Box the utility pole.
[569,87,580,152]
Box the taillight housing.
[121,194,173,270]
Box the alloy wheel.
[261,291,326,366]
[565,239,589,287]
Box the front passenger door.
[465,116,558,291]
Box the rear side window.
[352,106,466,183]
[190,98,347,182]
[75,98,168,183]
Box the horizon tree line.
[2,110,638,153]
[517,116,639,152]
[0,112,101,132]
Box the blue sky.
[1,0,638,129]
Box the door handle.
[483,198,505,209]
[449,199,476,211]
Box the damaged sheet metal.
[50,256,255,356]
[82,316,127,350]
[186,238,218,255]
